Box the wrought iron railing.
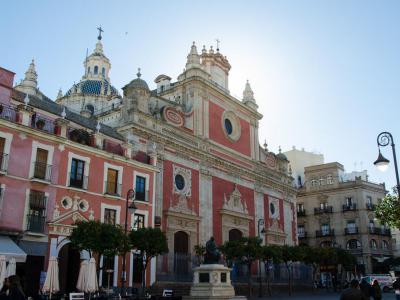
[345,227,359,235]
[31,114,55,134]
[314,206,333,215]
[0,104,17,122]
[297,209,306,217]
[135,190,149,202]
[316,229,335,237]
[32,161,52,182]
[298,231,307,239]
[68,173,88,189]
[26,214,46,233]
[342,203,357,212]
[104,181,122,196]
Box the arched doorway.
[59,243,81,293]
[174,231,189,277]
[229,229,243,241]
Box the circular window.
[224,119,233,135]
[61,197,72,209]
[270,203,276,215]
[78,199,89,212]
[175,174,185,191]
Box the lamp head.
[128,201,138,214]
[374,149,390,172]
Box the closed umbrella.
[85,257,98,293]
[76,260,88,292]
[42,256,59,299]
[0,255,6,290]
[6,258,16,277]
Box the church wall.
[208,101,251,157]
[211,176,255,245]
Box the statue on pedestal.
[204,237,220,264]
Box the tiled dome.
[65,79,119,97]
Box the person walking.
[393,277,400,300]
[360,279,372,300]
[340,279,365,300]
[371,280,382,300]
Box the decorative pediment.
[222,184,248,215]
[169,194,195,216]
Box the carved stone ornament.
[269,198,280,220]
[173,165,192,196]
[170,194,195,215]
[222,184,248,214]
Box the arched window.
[370,239,378,249]
[102,67,105,77]
[346,239,361,250]
[382,240,389,249]
[94,66,98,75]
[85,104,94,115]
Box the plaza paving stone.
[250,291,397,300]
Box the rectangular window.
[70,158,85,188]
[106,169,119,195]
[101,256,115,287]
[104,208,116,225]
[297,225,305,234]
[297,203,304,212]
[27,190,46,233]
[321,224,330,235]
[347,220,356,233]
[327,175,333,184]
[366,196,372,205]
[34,148,49,179]
[346,197,353,206]
[0,137,5,171]
[133,214,145,230]
[135,176,146,201]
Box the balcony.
[366,203,376,210]
[381,228,391,236]
[0,153,8,173]
[342,203,357,212]
[345,227,359,235]
[316,229,335,237]
[32,162,52,182]
[31,114,56,134]
[369,227,391,236]
[297,209,306,217]
[298,231,307,239]
[0,104,17,122]
[314,206,333,215]
[347,248,363,255]
[104,181,122,197]
[68,174,88,190]
[26,214,46,233]
[135,190,149,202]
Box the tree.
[194,244,206,266]
[375,190,400,229]
[275,245,303,296]
[129,227,168,294]
[220,237,262,297]
[260,245,280,296]
[69,221,127,276]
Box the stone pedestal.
[184,264,246,300]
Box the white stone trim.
[66,152,91,186]
[101,203,121,225]
[103,162,123,194]
[22,188,30,230]
[0,183,5,218]
[0,131,13,171]
[29,141,54,178]
[173,165,192,197]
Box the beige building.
[296,162,390,274]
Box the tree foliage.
[69,220,127,258]
[375,192,400,229]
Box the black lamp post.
[121,189,137,295]
[257,218,266,297]
[373,132,400,197]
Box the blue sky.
[1,0,399,190]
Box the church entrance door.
[59,243,81,293]
[174,231,189,278]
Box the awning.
[0,236,27,263]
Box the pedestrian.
[393,277,400,300]
[0,277,10,300]
[340,279,365,300]
[360,279,371,299]
[371,280,382,300]
[332,275,337,292]
[7,275,25,300]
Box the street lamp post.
[258,218,266,297]
[374,132,400,197]
[121,189,137,296]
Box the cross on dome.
[97,26,104,40]
[137,68,141,78]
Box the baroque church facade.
[0,30,297,292]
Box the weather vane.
[97,26,104,40]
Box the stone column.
[199,166,213,245]
[54,118,69,138]
[16,104,34,126]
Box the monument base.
[183,264,246,300]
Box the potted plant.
[36,119,45,130]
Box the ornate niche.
[265,197,286,246]
[220,184,253,242]
[48,195,94,237]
